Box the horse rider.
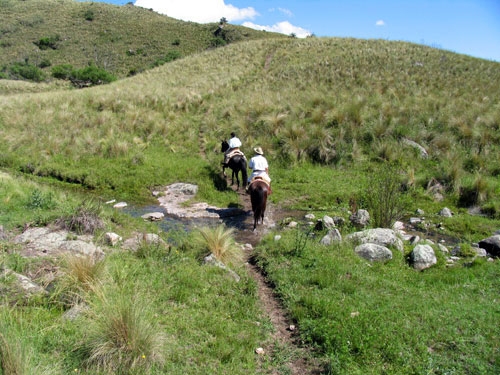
[247,146,271,194]
[223,132,244,166]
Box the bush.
[52,64,74,79]
[72,65,117,85]
[34,35,60,50]
[8,61,46,82]
[365,163,411,228]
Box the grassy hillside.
[0,0,284,81]
[1,37,500,227]
[1,26,500,374]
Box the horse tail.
[251,182,268,230]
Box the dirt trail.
[227,183,324,374]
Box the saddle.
[246,176,272,194]
[224,149,246,165]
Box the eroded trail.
[227,183,324,374]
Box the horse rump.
[249,180,268,230]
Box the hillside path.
[226,181,324,374]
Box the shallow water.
[121,203,306,246]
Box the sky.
[88,0,500,62]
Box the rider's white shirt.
[228,137,242,148]
[249,155,268,171]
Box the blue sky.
[88,0,500,62]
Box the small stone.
[288,324,296,331]
[113,202,127,208]
[255,347,265,355]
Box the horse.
[248,179,269,231]
[220,140,248,190]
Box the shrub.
[365,163,411,228]
[8,61,46,82]
[34,35,60,50]
[84,9,95,21]
[56,199,104,235]
[51,64,74,79]
[71,65,117,86]
[26,189,55,210]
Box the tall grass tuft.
[197,225,243,265]
[56,199,104,235]
[0,330,29,375]
[81,286,165,373]
[51,254,105,307]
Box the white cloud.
[268,7,293,18]
[376,20,385,26]
[133,0,258,23]
[242,21,311,38]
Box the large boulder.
[478,235,500,257]
[410,244,437,271]
[13,227,104,258]
[347,228,404,252]
[354,243,392,262]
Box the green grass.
[254,229,500,374]
[1,4,500,373]
[0,0,284,81]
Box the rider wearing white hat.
[248,147,271,186]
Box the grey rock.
[410,244,437,271]
[354,243,393,262]
[347,228,404,252]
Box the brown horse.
[248,179,269,231]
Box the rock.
[0,268,47,296]
[157,183,243,219]
[409,235,420,245]
[255,347,265,355]
[322,215,335,229]
[141,212,165,221]
[349,209,370,228]
[62,303,89,321]
[439,207,453,217]
[287,221,298,228]
[113,202,127,208]
[274,235,281,241]
[122,233,165,252]
[478,235,500,257]
[393,221,405,231]
[304,213,315,220]
[204,254,240,282]
[13,227,103,258]
[437,244,449,254]
[410,244,437,271]
[354,243,393,262]
[402,138,428,159]
[347,228,404,252]
[320,228,342,245]
[409,217,423,225]
[105,232,122,246]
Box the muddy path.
[224,182,325,374]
